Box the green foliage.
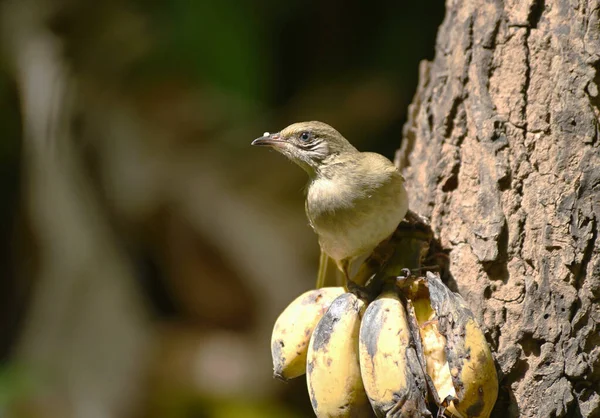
[0,364,37,409]
[141,0,271,102]
[150,390,305,418]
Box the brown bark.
[398,0,600,416]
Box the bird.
[252,121,408,288]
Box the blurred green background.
[0,1,443,417]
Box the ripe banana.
[306,292,374,418]
[359,288,431,417]
[405,273,498,418]
[271,287,345,380]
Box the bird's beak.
[251,132,284,147]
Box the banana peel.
[401,272,498,418]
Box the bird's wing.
[316,250,345,288]
[304,198,315,230]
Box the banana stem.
[349,216,433,291]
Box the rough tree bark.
[397,0,600,417]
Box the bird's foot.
[346,279,375,302]
[394,268,413,283]
[404,209,430,226]
[399,265,440,278]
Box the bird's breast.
[306,174,408,263]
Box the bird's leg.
[340,259,351,287]
[315,251,345,288]
[315,250,329,289]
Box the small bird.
[252,121,408,288]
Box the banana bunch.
[270,273,498,418]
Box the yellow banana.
[405,273,498,418]
[271,287,345,380]
[306,292,374,418]
[359,288,432,417]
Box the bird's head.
[251,121,358,176]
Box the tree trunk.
[398,0,600,417]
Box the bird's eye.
[300,132,312,142]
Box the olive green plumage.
[252,121,408,285]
